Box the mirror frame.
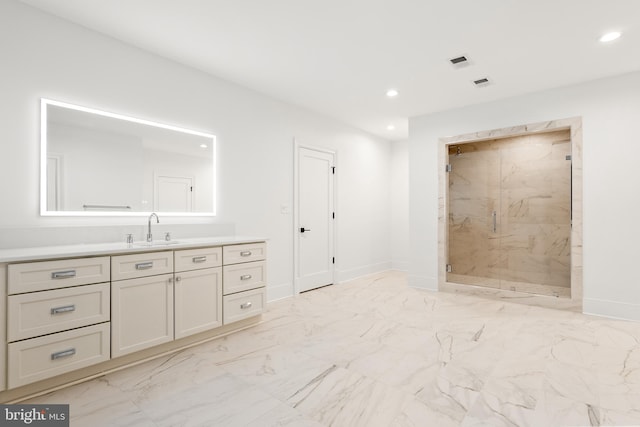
[40,98,217,217]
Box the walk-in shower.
[439,118,582,304]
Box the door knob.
[300,227,311,233]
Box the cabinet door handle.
[492,211,497,233]
[192,256,207,263]
[135,262,154,270]
[240,274,252,281]
[51,270,76,279]
[51,304,76,315]
[51,348,76,360]
[240,251,252,257]
[240,302,252,309]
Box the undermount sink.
[132,240,180,247]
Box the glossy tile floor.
[26,271,640,426]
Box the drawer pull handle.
[192,256,207,263]
[51,348,76,360]
[51,270,76,279]
[240,302,252,309]
[240,251,252,257]
[135,262,154,270]
[240,274,252,281]
[51,305,76,315]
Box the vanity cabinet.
[6,257,111,388]
[0,264,6,392]
[222,243,267,324]
[111,247,225,355]
[0,238,266,398]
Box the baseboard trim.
[391,261,408,272]
[337,262,392,283]
[266,281,294,302]
[583,297,640,322]
[408,274,438,291]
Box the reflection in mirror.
[40,99,216,216]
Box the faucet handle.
[165,232,171,242]
[126,234,134,244]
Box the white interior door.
[297,146,335,292]
[155,175,193,212]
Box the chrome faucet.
[147,213,159,242]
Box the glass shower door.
[446,142,501,289]
[446,130,572,297]
[498,131,572,296]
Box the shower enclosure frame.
[438,117,583,310]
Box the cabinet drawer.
[223,261,266,295]
[8,323,110,388]
[8,257,110,294]
[175,247,222,272]
[223,242,266,265]
[111,251,173,281]
[8,283,110,342]
[223,288,266,324]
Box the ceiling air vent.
[449,55,470,68]
[473,77,490,87]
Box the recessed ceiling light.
[386,89,399,98]
[200,144,208,148]
[600,31,621,42]
[387,124,395,131]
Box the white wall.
[390,140,409,271]
[409,70,640,321]
[0,1,392,301]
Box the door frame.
[46,153,64,211]
[438,117,583,309]
[293,140,337,295]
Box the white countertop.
[0,236,266,263]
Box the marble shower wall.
[447,129,572,296]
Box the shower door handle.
[492,211,497,233]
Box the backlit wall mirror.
[40,99,216,216]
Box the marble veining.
[21,271,640,426]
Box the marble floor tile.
[244,402,324,427]
[22,270,640,426]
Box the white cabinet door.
[111,274,174,358]
[174,267,222,339]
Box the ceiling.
[19,0,640,141]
